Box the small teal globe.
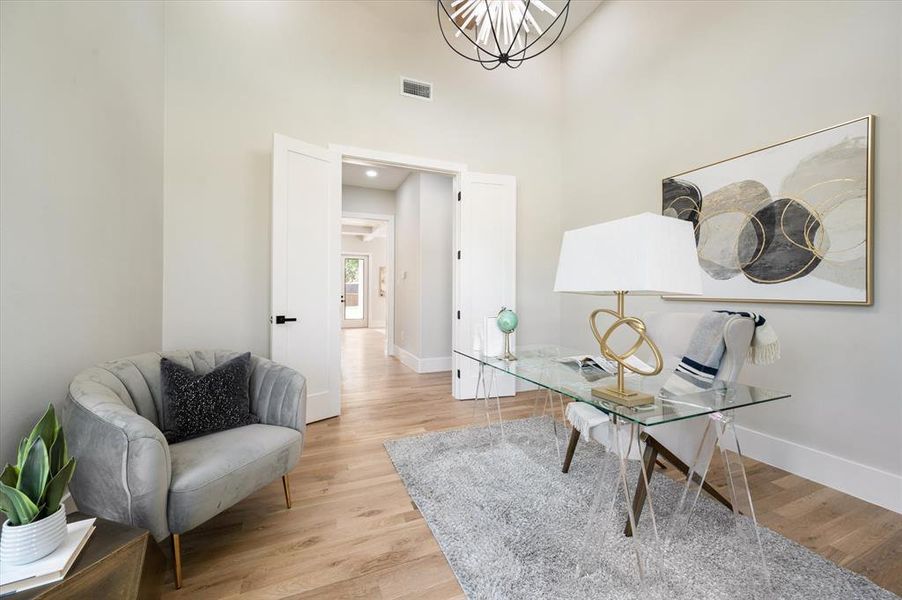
[496,308,518,334]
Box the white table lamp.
[554,213,703,406]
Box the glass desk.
[455,345,789,427]
[454,344,791,587]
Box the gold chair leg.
[282,475,292,509]
[171,533,183,589]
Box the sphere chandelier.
[437,0,571,70]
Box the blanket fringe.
[748,321,781,365]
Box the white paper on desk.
[483,317,504,356]
[623,355,653,373]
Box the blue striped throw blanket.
[660,311,780,397]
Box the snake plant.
[0,405,76,526]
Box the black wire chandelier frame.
[437,0,571,70]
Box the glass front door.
[342,255,367,328]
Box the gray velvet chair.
[63,350,306,589]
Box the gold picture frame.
[662,115,873,306]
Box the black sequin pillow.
[160,353,258,443]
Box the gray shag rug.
[384,417,899,600]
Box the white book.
[557,355,654,378]
[0,518,95,595]
[557,355,617,374]
[483,316,505,356]
[622,355,653,373]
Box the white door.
[453,172,517,400]
[271,134,341,423]
[341,254,368,328]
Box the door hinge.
[456,369,461,379]
[457,250,461,259]
[457,310,460,320]
[457,191,461,202]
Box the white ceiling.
[559,1,604,39]
[342,161,415,191]
[341,216,389,241]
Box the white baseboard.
[394,345,452,374]
[394,345,418,371]
[420,355,452,373]
[735,425,902,514]
[516,380,538,393]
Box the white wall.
[162,1,563,356]
[341,235,388,328]
[342,185,395,217]
[560,0,902,511]
[0,1,164,464]
[418,173,454,360]
[394,174,421,357]
[391,172,454,368]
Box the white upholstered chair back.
[642,311,755,466]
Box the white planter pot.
[0,507,67,565]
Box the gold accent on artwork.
[663,115,873,306]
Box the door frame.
[330,144,469,398]
[341,252,370,329]
[342,211,395,353]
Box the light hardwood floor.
[161,328,902,598]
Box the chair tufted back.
[69,350,248,427]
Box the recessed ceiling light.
[365,169,378,178]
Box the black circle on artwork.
[662,178,703,243]
[739,198,823,284]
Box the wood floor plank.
[159,328,902,597]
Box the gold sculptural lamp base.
[589,291,663,408]
[591,384,655,408]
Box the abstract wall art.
[662,116,873,305]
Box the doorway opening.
[270,133,517,423]
[340,158,455,377]
[341,253,368,328]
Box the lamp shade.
[553,212,703,296]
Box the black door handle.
[274,315,297,324]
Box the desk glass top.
[454,345,790,427]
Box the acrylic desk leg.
[547,390,565,461]
[633,425,659,545]
[577,431,618,577]
[613,419,647,583]
[473,363,497,443]
[578,419,658,589]
[532,388,542,416]
[486,367,504,440]
[714,415,771,590]
[670,417,718,541]
[472,364,484,421]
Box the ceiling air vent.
[400,76,433,101]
